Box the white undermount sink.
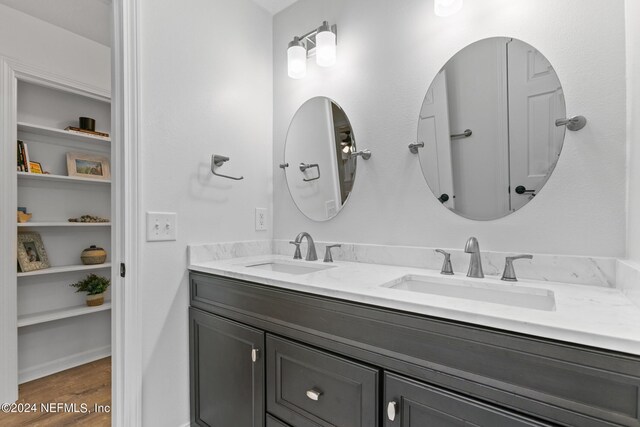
[382,275,556,311]
[245,261,335,275]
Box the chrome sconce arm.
[555,115,587,131]
[211,155,244,181]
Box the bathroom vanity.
[188,256,640,427]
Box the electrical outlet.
[255,208,267,231]
[146,212,178,242]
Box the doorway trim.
[112,0,142,425]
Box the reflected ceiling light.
[287,21,338,79]
[434,0,463,17]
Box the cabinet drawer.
[267,335,379,427]
[267,414,292,427]
[385,373,551,427]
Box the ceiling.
[0,0,111,47]
[0,0,297,48]
[251,0,298,15]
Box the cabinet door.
[384,373,549,427]
[190,308,264,427]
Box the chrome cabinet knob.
[387,400,399,421]
[251,348,260,363]
[306,388,322,401]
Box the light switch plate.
[255,208,267,231]
[146,212,177,242]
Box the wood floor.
[0,357,111,426]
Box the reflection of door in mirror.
[446,37,510,219]
[417,37,566,221]
[507,39,565,211]
[331,103,356,204]
[418,70,455,210]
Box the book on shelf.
[64,126,110,139]
[16,140,31,172]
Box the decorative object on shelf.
[66,152,111,180]
[17,210,32,223]
[28,161,43,174]
[68,215,110,223]
[64,126,110,140]
[81,245,107,265]
[17,232,50,272]
[69,274,110,307]
[79,117,96,131]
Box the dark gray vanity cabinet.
[189,308,265,427]
[190,272,640,427]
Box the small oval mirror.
[417,37,566,220]
[284,97,357,221]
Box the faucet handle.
[435,249,454,275]
[323,244,342,263]
[289,241,302,260]
[501,255,533,282]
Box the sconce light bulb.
[434,0,463,17]
[288,37,307,79]
[316,21,336,67]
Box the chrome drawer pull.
[306,389,322,401]
[251,349,259,363]
[387,400,398,421]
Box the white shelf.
[18,222,111,228]
[17,171,111,185]
[18,302,111,327]
[18,122,111,144]
[18,263,112,278]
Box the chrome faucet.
[464,237,484,278]
[294,232,318,261]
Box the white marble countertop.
[189,254,640,355]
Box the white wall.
[273,0,627,257]
[0,3,110,91]
[627,0,640,263]
[138,0,273,425]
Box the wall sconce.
[287,21,337,79]
[434,0,463,17]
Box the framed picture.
[17,232,50,272]
[66,152,111,180]
[29,161,43,174]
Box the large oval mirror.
[417,37,566,220]
[284,97,357,221]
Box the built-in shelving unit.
[17,263,112,278]
[18,302,112,328]
[13,79,113,383]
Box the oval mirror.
[417,37,566,220]
[284,97,357,221]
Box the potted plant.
[70,274,111,306]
